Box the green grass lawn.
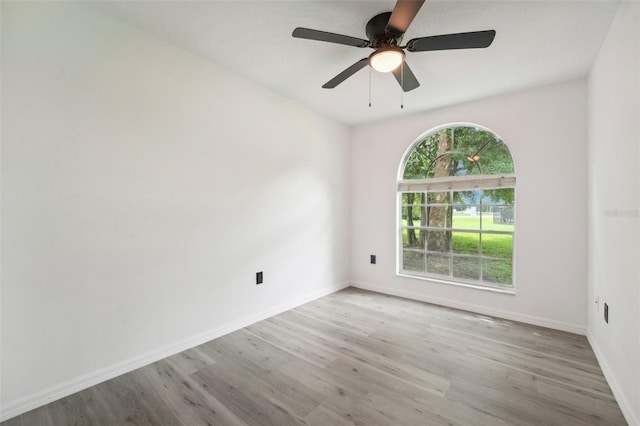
[452,233,512,258]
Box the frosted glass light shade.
[369,48,405,73]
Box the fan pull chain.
[400,61,404,109]
[369,66,372,108]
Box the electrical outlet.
[256,271,263,285]
[604,303,608,323]
[370,255,376,264]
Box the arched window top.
[401,124,514,180]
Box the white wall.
[350,79,588,334]
[0,2,350,419]
[587,3,639,424]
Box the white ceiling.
[93,1,621,126]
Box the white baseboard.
[587,331,638,426]
[350,281,587,335]
[0,282,349,422]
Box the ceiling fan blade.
[292,28,370,48]
[406,30,496,52]
[391,61,420,92]
[386,0,426,36]
[322,58,369,89]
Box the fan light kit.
[292,0,496,102]
[369,47,405,73]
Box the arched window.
[398,124,516,291]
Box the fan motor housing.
[366,12,403,47]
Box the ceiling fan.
[292,0,496,92]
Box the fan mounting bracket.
[366,12,404,48]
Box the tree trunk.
[426,131,452,252]
[406,193,416,246]
[419,193,427,248]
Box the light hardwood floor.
[2,288,626,425]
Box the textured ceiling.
[93,1,621,126]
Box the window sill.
[397,272,516,295]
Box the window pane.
[452,208,473,231]
[453,126,496,151]
[452,231,479,256]
[403,136,438,179]
[402,193,427,226]
[426,253,450,276]
[452,190,481,230]
[425,192,450,229]
[483,259,512,285]
[482,209,514,233]
[482,234,513,259]
[402,228,424,249]
[450,153,482,177]
[402,192,424,207]
[483,188,514,204]
[452,214,481,230]
[425,230,451,253]
[481,189,515,231]
[453,256,481,280]
[482,196,515,232]
[477,141,515,174]
[403,250,425,273]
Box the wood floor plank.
[198,341,325,418]
[310,388,393,426]
[2,287,627,426]
[465,339,614,395]
[295,302,378,336]
[277,358,371,400]
[536,377,626,424]
[192,364,310,426]
[244,320,338,368]
[136,359,247,426]
[163,347,216,377]
[98,370,183,425]
[304,404,356,426]
[361,389,510,426]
